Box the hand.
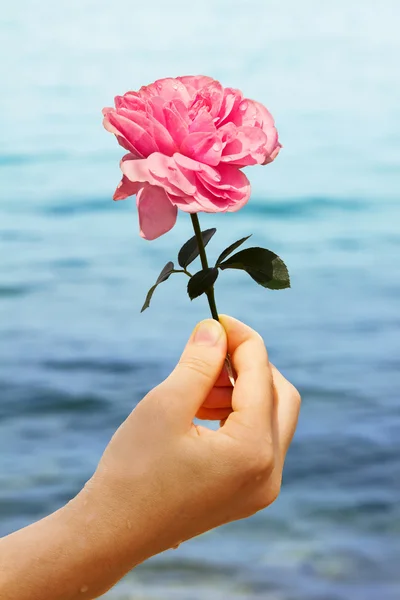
[0,315,300,600]
[73,315,301,593]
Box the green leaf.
[215,235,252,266]
[141,261,174,312]
[187,267,219,300]
[219,247,290,290]
[178,228,216,268]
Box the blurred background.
[1,0,399,598]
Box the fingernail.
[193,320,223,346]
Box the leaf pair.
[141,228,291,312]
[141,228,216,312]
[187,235,290,300]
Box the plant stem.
[172,268,192,277]
[190,213,219,321]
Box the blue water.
[1,1,400,598]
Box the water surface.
[1,1,400,598]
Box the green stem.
[172,268,192,277]
[190,213,219,322]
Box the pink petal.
[180,132,222,166]
[148,153,197,196]
[173,153,222,184]
[264,142,282,164]
[218,122,238,146]
[122,153,197,197]
[166,191,200,212]
[122,157,158,186]
[102,113,144,158]
[173,153,204,172]
[137,184,178,240]
[263,127,281,158]
[251,100,275,130]
[147,96,167,127]
[177,75,215,95]
[189,110,216,134]
[114,93,146,111]
[117,108,177,156]
[220,126,269,166]
[216,88,243,127]
[197,164,251,210]
[193,182,229,211]
[106,112,159,157]
[188,81,224,120]
[163,102,190,147]
[228,97,262,128]
[139,78,191,104]
[113,176,141,200]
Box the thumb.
[159,319,227,428]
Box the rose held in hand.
[103,75,288,316]
[103,76,281,240]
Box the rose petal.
[173,153,221,183]
[180,132,222,166]
[114,93,146,111]
[197,163,251,210]
[163,102,190,147]
[221,126,269,166]
[117,108,177,156]
[250,100,276,130]
[188,81,224,120]
[177,75,215,96]
[166,191,200,213]
[113,176,142,200]
[102,114,144,158]
[147,153,197,196]
[263,141,282,164]
[216,88,243,127]
[106,112,159,157]
[139,78,191,104]
[137,184,178,240]
[189,110,216,134]
[147,96,167,127]
[122,153,197,197]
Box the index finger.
[218,315,273,437]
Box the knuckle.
[267,478,282,505]
[247,439,275,478]
[251,478,282,514]
[291,385,302,407]
[179,355,213,381]
[255,332,269,360]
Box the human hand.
[0,316,300,600]
[68,315,300,595]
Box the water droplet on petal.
[173,84,178,90]
[252,113,257,120]
[239,101,248,112]
[212,142,221,151]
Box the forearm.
[0,487,146,600]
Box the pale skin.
[0,315,301,600]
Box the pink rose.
[103,76,281,240]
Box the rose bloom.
[103,76,281,240]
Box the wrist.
[59,481,145,597]
[65,471,179,587]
